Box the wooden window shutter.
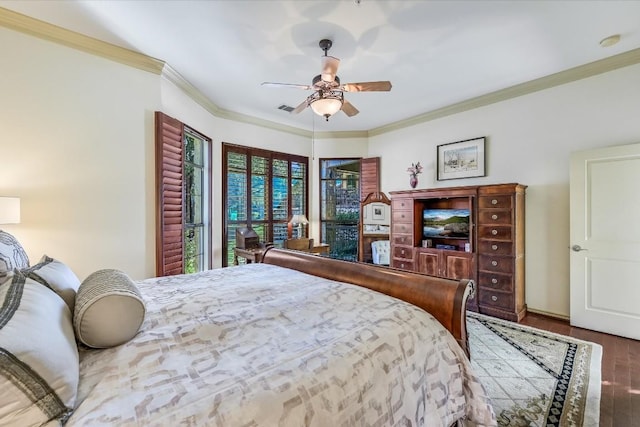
[360,157,380,201]
[155,112,184,276]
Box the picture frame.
[437,137,486,181]
[372,203,385,220]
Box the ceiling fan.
[261,39,392,121]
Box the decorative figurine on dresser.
[390,183,526,322]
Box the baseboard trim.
[526,308,570,321]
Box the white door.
[570,142,640,340]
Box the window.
[223,143,308,266]
[155,112,211,276]
[319,158,360,261]
[183,129,208,273]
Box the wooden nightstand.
[233,247,264,265]
[310,243,330,255]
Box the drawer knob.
[401,249,405,255]
[491,199,498,205]
[491,296,498,302]
[491,278,498,284]
[492,214,498,220]
[491,260,498,267]
[491,244,498,251]
[400,263,405,268]
[491,229,498,235]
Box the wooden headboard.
[261,248,473,358]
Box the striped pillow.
[0,271,78,425]
[0,230,29,278]
[73,269,146,348]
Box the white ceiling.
[2,0,640,133]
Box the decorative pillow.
[74,269,146,348]
[0,271,78,426]
[0,230,29,278]
[23,255,81,312]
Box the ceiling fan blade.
[342,81,392,92]
[341,100,359,117]
[261,82,312,90]
[291,98,309,115]
[320,56,340,82]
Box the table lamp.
[0,197,20,225]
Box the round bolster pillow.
[73,269,146,348]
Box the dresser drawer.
[478,209,512,225]
[393,246,413,260]
[479,255,514,274]
[392,234,412,246]
[478,240,513,256]
[478,225,512,241]
[478,272,514,292]
[479,195,512,209]
[391,259,414,271]
[392,222,412,235]
[392,199,412,210]
[392,210,412,223]
[478,289,514,311]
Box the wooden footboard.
[261,248,474,358]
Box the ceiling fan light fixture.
[309,90,343,121]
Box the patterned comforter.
[68,263,495,426]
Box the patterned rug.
[467,312,602,427]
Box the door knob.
[571,245,588,252]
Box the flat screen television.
[423,209,470,238]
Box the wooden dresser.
[390,183,526,322]
[476,184,526,321]
[390,197,415,271]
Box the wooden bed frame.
[261,248,474,358]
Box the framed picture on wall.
[372,203,385,220]
[437,137,486,180]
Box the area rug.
[467,312,602,427]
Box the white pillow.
[23,255,81,312]
[0,230,29,278]
[0,271,78,426]
[73,269,146,348]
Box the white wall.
[369,63,640,317]
[0,27,161,280]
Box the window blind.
[155,112,184,276]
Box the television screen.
[423,209,470,238]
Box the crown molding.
[162,64,369,139]
[314,130,369,139]
[370,47,640,137]
[161,64,312,138]
[0,7,165,74]
[3,6,639,140]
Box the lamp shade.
[0,197,20,224]
[309,90,344,120]
[289,214,309,225]
[310,98,342,118]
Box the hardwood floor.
[519,312,640,426]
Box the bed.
[1,240,496,427]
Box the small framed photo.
[437,137,486,181]
[372,203,385,220]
